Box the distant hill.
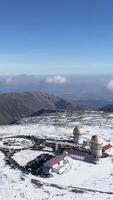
[0,91,75,125]
[73,100,113,109]
[29,108,65,117]
[99,104,113,113]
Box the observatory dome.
[73,127,82,135]
[91,135,103,145]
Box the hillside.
[0,92,75,125]
[99,104,113,112]
[0,111,113,200]
[75,100,112,109]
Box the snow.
[36,156,113,192]
[13,149,50,166]
[0,111,113,199]
[0,137,34,150]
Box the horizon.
[1,74,113,77]
[0,74,113,102]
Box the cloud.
[5,76,16,84]
[4,75,39,85]
[107,80,113,91]
[45,75,68,84]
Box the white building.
[42,151,68,175]
[90,135,103,157]
[73,126,83,145]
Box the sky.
[0,0,113,75]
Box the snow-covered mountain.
[0,110,113,200]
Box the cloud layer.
[107,80,113,91]
[45,76,68,84]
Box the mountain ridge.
[99,104,113,112]
[0,91,75,125]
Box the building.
[73,126,83,145]
[66,148,99,164]
[90,135,103,158]
[53,142,59,152]
[42,151,68,175]
[102,144,112,153]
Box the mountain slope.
[0,92,75,125]
[99,104,113,112]
[75,100,112,109]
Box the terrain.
[0,91,75,125]
[1,75,113,109]
[0,110,113,200]
[75,99,112,109]
[99,104,113,112]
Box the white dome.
[91,135,103,145]
[73,127,82,135]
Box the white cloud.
[45,75,68,84]
[5,77,16,84]
[5,75,38,85]
[107,80,113,91]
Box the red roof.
[66,148,89,156]
[102,144,112,152]
[44,151,68,167]
[66,148,99,163]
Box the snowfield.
[0,111,113,200]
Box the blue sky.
[0,0,113,75]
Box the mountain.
[0,110,113,200]
[1,75,113,103]
[74,100,112,109]
[99,104,113,112]
[0,91,75,125]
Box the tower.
[90,135,103,157]
[73,126,83,145]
